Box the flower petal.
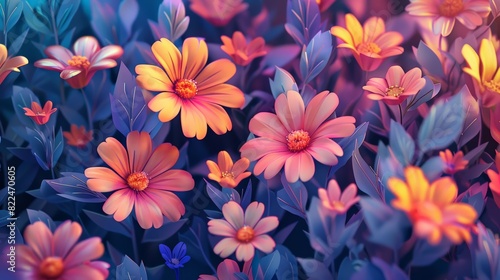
[244,202,264,228]
[253,216,279,235]
[251,234,276,253]
[275,90,305,131]
[73,36,100,58]
[213,238,239,258]
[97,137,130,177]
[208,219,237,236]
[102,189,135,222]
[144,143,179,179]
[222,201,244,229]
[304,91,339,133]
[134,192,164,228]
[136,64,173,92]
[181,38,208,79]
[64,237,104,268]
[195,59,236,91]
[152,38,182,82]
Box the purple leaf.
[84,209,133,237]
[141,218,187,243]
[46,172,107,203]
[284,0,322,46]
[352,144,383,200]
[277,174,307,219]
[299,31,332,84]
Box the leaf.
[7,28,28,55]
[389,120,415,166]
[118,0,138,36]
[352,144,383,200]
[142,219,187,243]
[56,0,80,34]
[415,41,445,78]
[420,156,444,182]
[240,181,253,209]
[328,122,368,177]
[276,245,298,280]
[151,0,189,42]
[412,238,452,266]
[259,250,281,279]
[405,76,440,111]
[297,258,333,280]
[26,209,56,230]
[261,44,301,73]
[457,86,480,148]
[418,90,465,154]
[277,174,308,219]
[83,210,133,237]
[11,86,40,127]
[299,31,332,84]
[0,0,23,32]
[116,256,148,280]
[274,221,298,244]
[205,180,232,210]
[269,67,298,99]
[284,0,322,46]
[46,172,107,203]
[52,127,64,167]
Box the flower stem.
[49,0,60,45]
[175,268,180,280]
[131,223,140,263]
[398,104,403,125]
[81,89,93,131]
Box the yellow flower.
[388,166,477,245]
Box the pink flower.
[363,65,426,105]
[406,0,491,36]
[198,259,253,280]
[439,149,468,174]
[23,101,57,125]
[17,221,109,280]
[35,36,123,89]
[220,31,267,66]
[189,0,248,26]
[84,131,195,229]
[318,180,360,214]
[208,201,279,262]
[240,90,356,183]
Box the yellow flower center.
[67,55,90,69]
[39,257,64,279]
[175,79,198,99]
[439,0,464,17]
[330,201,345,211]
[127,171,149,191]
[221,171,235,179]
[485,80,500,94]
[386,85,405,97]
[357,42,381,54]
[316,0,321,4]
[286,130,311,152]
[236,226,255,243]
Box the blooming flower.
[0,43,28,84]
[63,124,93,148]
[439,149,468,174]
[159,242,191,270]
[363,65,426,105]
[330,14,404,71]
[135,38,245,140]
[406,0,490,36]
[486,151,500,208]
[23,101,57,125]
[316,0,336,12]
[17,221,109,280]
[198,259,253,280]
[206,151,251,188]
[220,31,267,66]
[388,166,477,245]
[189,0,248,26]
[240,90,356,183]
[208,201,279,261]
[84,131,194,229]
[462,39,500,108]
[34,36,123,89]
[318,180,360,214]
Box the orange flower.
[23,101,57,125]
[135,38,245,140]
[0,43,28,84]
[439,149,468,175]
[63,124,93,148]
[221,31,267,66]
[330,14,404,72]
[486,151,500,208]
[316,0,336,12]
[206,151,251,188]
[388,166,477,245]
[189,0,248,26]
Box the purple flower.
[159,242,191,270]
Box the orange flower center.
[439,0,464,17]
[39,257,64,279]
[67,55,90,69]
[330,201,345,211]
[221,171,235,179]
[236,226,255,243]
[357,42,381,54]
[175,79,198,99]
[485,80,500,94]
[316,0,321,4]
[286,130,311,152]
[127,171,149,191]
[386,85,405,97]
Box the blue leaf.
[411,238,452,266]
[240,181,253,209]
[205,180,231,210]
[415,41,445,78]
[0,0,23,32]
[352,144,383,200]
[142,219,187,243]
[353,258,409,280]
[420,156,444,182]
[116,256,148,280]
[389,120,415,166]
[276,245,298,280]
[52,127,64,166]
[83,210,133,237]
[457,85,480,148]
[46,172,107,203]
[26,128,49,170]
[299,31,332,84]
[11,86,40,127]
[274,221,298,244]
[26,209,56,230]
[150,0,189,42]
[118,0,138,36]
[405,77,440,111]
[277,174,307,219]
[56,0,80,34]
[297,258,333,280]
[269,67,298,99]
[284,0,322,46]
[328,122,368,177]
[7,27,28,55]
[259,250,281,279]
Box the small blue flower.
[159,242,191,270]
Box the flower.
[240,90,356,183]
[135,38,245,140]
[439,149,468,174]
[189,0,248,26]
[330,14,404,71]
[220,31,267,66]
[486,151,500,208]
[388,166,477,245]
[63,124,93,148]
[84,131,194,229]
[159,242,191,270]
[206,151,251,188]
[198,259,253,280]
[462,39,500,108]
[208,201,279,261]
[0,43,28,84]
[34,36,123,89]
[318,180,360,214]
[23,101,57,125]
[363,66,426,105]
[406,0,490,36]
[17,221,109,280]
[316,0,336,12]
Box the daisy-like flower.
[206,151,251,188]
[316,0,336,12]
[34,36,123,89]
[318,180,360,214]
[189,0,248,26]
[0,43,28,84]
[406,0,490,36]
[208,201,279,262]
[84,131,194,229]
[439,149,468,175]
[17,221,109,280]
[330,14,404,72]
[363,65,426,105]
[23,101,57,125]
[199,259,253,280]
[388,166,477,245]
[462,39,500,108]
[240,90,356,183]
[220,31,267,66]
[63,124,93,148]
[486,151,500,208]
[135,38,245,140]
